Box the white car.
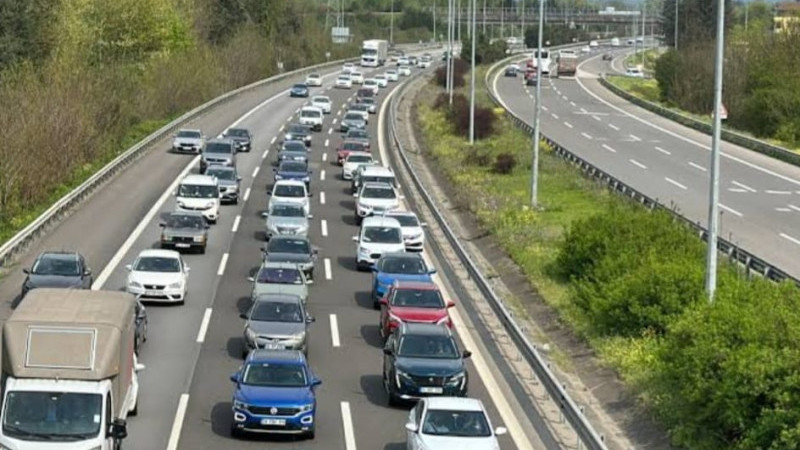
[269,180,310,216]
[354,182,400,224]
[385,210,426,252]
[125,249,189,304]
[299,106,324,131]
[405,397,507,450]
[350,71,365,84]
[353,216,405,270]
[589,40,599,48]
[342,152,377,180]
[581,46,591,53]
[418,57,432,68]
[374,74,389,87]
[305,73,322,86]
[385,70,399,81]
[342,62,355,74]
[335,74,353,89]
[398,65,411,76]
[625,67,645,78]
[311,95,332,114]
[175,174,220,224]
[347,108,369,123]
[398,57,410,66]
[363,79,380,95]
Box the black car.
[290,83,310,97]
[262,236,317,281]
[382,322,470,405]
[21,251,92,298]
[135,299,148,355]
[504,66,518,77]
[223,128,253,152]
[284,124,312,147]
[602,53,613,61]
[159,211,209,253]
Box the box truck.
[557,53,578,77]
[361,39,388,67]
[0,289,143,450]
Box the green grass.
[606,75,660,103]
[623,49,660,72]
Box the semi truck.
[0,289,143,450]
[557,53,578,77]
[361,39,388,67]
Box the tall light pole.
[390,0,394,45]
[521,0,525,42]
[531,0,545,208]
[448,0,455,104]
[674,0,679,49]
[433,0,437,43]
[501,0,505,38]
[705,0,727,302]
[469,0,477,144]
[446,0,452,94]
[457,0,462,43]
[641,6,646,66]
[483,0,487,33]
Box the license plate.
[293,156,305,161]
[175,243,191,248]
[261,418,286,426]
[144,290,161,296]
[419,387,443,394]
[263,343,283,350]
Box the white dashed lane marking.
[665,177,688,190]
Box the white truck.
[0,289,143,450]
[361,39,388,67]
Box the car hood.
[395,357,464,376]
[400,226,424,238]
[270,197,308,208]
[177,197,217,208]
[417,436,498,450]
[236,384,314,406]
[389,306,448,322]
[26,274,83,289]
[247,320,306,337]
[266,252,312,265]
[343,119,366,126]
[277,170,309,179]
[216,179,238,187]
[203,154,233,161]
[359,198,399,209]
[267,217,308,229]
[174,138,202,145]
[227,136,249,142]
[130,271,183,285]
[254,283,308,299]
[377,273,433,286]
[163,227,205,237]
[360,242,406,253]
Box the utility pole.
[521,0,525,43]
[446,0,452,95]
[674,0,679,49]
[641,6,646,67]
[458,0,462,43]
[448,0,455,105]
[483,0,487,34]
[433,0,437,42]
[705,0,727,302]
[390,0,394,45]
[501,0,505,38]
[531,0,545,207]
[469,0,477,144]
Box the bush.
[433,58,469,88]
[463,149,491,167]
[492,153,516,174]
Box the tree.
[662,0,733,48]
[0,0,58,69]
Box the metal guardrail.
[387,65,609,449]
[0,43,436,269]
[485,55,800,286]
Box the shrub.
[451,103,496,140]
[433,58,468,88]
[492,153,516,174]
[463,150,490,167]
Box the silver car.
[248,261,309,304]
[205,166,242,205]
[200,138,237,173]
[262,236,317,282]
[172,129,204,154]
[240,293,314,358]
[262,202,310,240]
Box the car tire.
[233,197,239,205]
[199,245,206,255]
[129,400,138,416]
[230,424,243,438]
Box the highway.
[0,54,550,449]
[492,46,800,280]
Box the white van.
[175,174,220,223]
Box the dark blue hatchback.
[274,161,312,189]
[230,350,321,439]
[289,83,310,97]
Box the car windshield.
[391,215,419,227]
[134,256,180,273]
[309,73,320,79]
[165,214,205,229]
[343,142,365,151]
[242,363,307,387]
[288,125,308,134]
[279,162,308,173]
[206,168,236,181]
[226,129,248,137]
[283,142,307,152]
[2,392,102,440]
[380,257,426,274]
[422,409,491,437]
[398,335,459,359]
[178,183,218,198]
[293,84,306,89]
[347,130,368,139]
[301,110,321,118]
[177,130,201,139]
[362,186,396,199]
[257,267,303,284]
[363,176,394,185]
[347,155,372,164]
[362,226,402,243]
[345,113,363,121]
[338,76,349,81]
[313,97,329,104]
[352,72,362,77]
[251,300,303,322]
[353,105,368,111]
[361,98,375,105]
[271,204,305,217]
[268,238,310,254]
[32,255,80,276]
[280,151,306,161]
[365,80,376,86]
[205,142,232,154]
[392,289,445,308]
[274,184,306,198]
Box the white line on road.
[629,159,647,169]
[262,149,269,160]
[541,105,548,111]
[562,96,569,101]
[337,110,342,116]
[320,191,326,204]
[689,162,707,172]
[592,115,602,121]
[629,134,641,142]
[243,187,251,202]
[728,188,748,193]
[609,123,620,131]
[332,118,338,125]
[324,139,330,147]
[166,394,189,450]
[321,219,328,237]
[328,127,334,134]
[767,190,793,195]
[340,402,357,450]
[196,308,212,343]
[780,232,800,247]
[551,113,559,119]
[231,215,241,233]
[655,146,671,155]
[279,125,285,132]
[564,122,573,129]
[320,170,326,181]
[286,116,293,123]
[788,204,800,213]
[324,258,332,280]
[776,207,792,212]
[732,180,757,192]
[217,253,229,276]
[330,314,341,347]
[665,177,688,190]
[252,166,259,178]
[270,136,276,144]
[528,94,534,99]
[569,101,576,107]
[719,203,743,217]
[579,107,587,113]
[322,152,328,162]
[602,144,617,153]
[581,132,592,140]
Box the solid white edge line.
[320,192,326,205]
[231,215,241,233]
[780,232,800,246]
[330,314,341,348]
[165,393,189,450]
[243,187,251,202]
[320,170,326,181]
[217,253,229,276]
[321,219,328,237]
[196,308,213,343]
[689,162,707,172]
[324,258,332,280]
[340,401,357,450]
[665,177,688,190]
[718,203,743,217]
[252,166,260,178]
[601,144,617,153]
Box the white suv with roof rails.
[352,216,406,270]
[175,174,220,223]
[299,106,324,131]
[385,210,426,251]
[354,182,400,224]
[269,180,310,216]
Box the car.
[636,36,644,43]
[350,71,365,84]
[344,129,371,150]
[398,57,410,66]
[385,210,426,251]
[504,66,517,77]
[418,56,431,68]
[356,88,376,103]
[276,147,309,165]
[370,252,436,307]
[398,65,411,76]
[525,70,539,86]
[248,261,309,304]
[240,294,315,357]
[134,300,147,355]
[223,127,253,152]
[200,139,236,174]
[374,74,389,88]
[172,129,204,154]
[382,322,470,405]
[284,123,312,147]
[626,39,635,45]
[362,79,380,95]
[274,160,312,189]
[336,140,369,165]
[125,249,189,304]
[263,202,310,241]
[342,152,377,180]
[159,210,209,253]
[589,40,599,47]
[509,63,521,72]
[21,251,92,298]
[305,73,322,87]
[602,53,613,61]
[299,106,324,132]
[625,67,644,78]
[358,98,377,114]
[408,55,418,66]
[262,236,317,281]
[335,74,353,89]
[311,95,332,114]
[385,70,399,81]
[290,83,310,97]
[354,182,401,224]
[347,105,370,123]
[229,349,321,438]
[611,37,620,46]
[405,397,507,449]
[379,281,454,338]
[269,180,310,217]
[175,174,221,223]
[206,165,242,204]
[342,62,356,73]
[353,216,406,270]
[352,165,396,194]
[581,46,591,53]
[340,112,367,133]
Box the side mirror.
[273,168,277,172]
[237,176,243,181]
[352,193,358,197]
[229,372,239,383]
[311,378,322,387]
[239,312,248,319]
[108,419,127,440]
[83,269,92,277]
[306,315,316,323]
[266,191,272,195]
[447,300,456,308]
[382,348,393,356]
[420,222,428,227]
[204,224,210,229]
[352,236,359,242]
[379,298,389,305]
[158,223,166,227]
[495,426,508,436]
[22,268,29,274]
[247,276,255,282]
[125,264,132,271]
[307,192,313,197]
[261,211,269,218]
[428,268,437,275]
[307,214,314,219]
[185,266,191,272]
[134,362,146,372]
[405,422,418,433]
[173,190,178,196]
[462,350,472,359]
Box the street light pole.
[531,0,545,207]
[446,0,452,96]
[674,0,679,49]
[521,0,525,42]
[483,0,487,34]
[469,0,477,144]
[433,0,437,43]
[448,0,455,104]
[457,0,461,43]
[705,0,727,302]
[390,0,394,45]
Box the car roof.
[181,174,218,185]
[248,349,306,364]
[269,235,310,243]
[312,96,330,101]
[392,280,440,291]
[302,106,322,112]
[385,210,416,218]
[270,201,305,209]
[424,396,485,412]
[137,249,181,259]
[399,321,451,337]
[273,179,307,187]
[345,151,372,159]
[206,165,236,173]
[282,140,306,147]
[206,138,233,146]
[362,181,394,189]
[178,128,201,133]
[167,210,205,218]
[361,166,393,176]
[37,251,81,260]
[379,252,423,262]
[260,261,302,270]
[362,216,402,228]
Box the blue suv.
[371,252,436,309]
[230,350,321,439]
[274,160,312,190]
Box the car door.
[80,255,92,289]
[379,284,393,335]
[383,333,397,381]
[407,399,426,449]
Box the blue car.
[230,349,321,439]
[274,160,312,189]
[290,83,310,98]
[371,252,436,309]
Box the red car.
[379,281,455,339]
[336,140,369,165]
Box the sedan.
[379,281,453,339]
[274,160,312,189]
[305,73,322,86]
[159,210,209,253]
[602,53,613,61]
[363,79,380,95]
[385,210,426,251]
[405,397,507,450]
[358,98,377,114]
[374,74,389,87]
[344,129,371,150]
[350,71,365,84]
[342,62,355,73]
[263,202,310,241]
[125,249,189,304]
[399,65,411,76]
[386,70,399,81]
[248,261,309,304]
[290,83,310,97]
[206,165,242,204]
[335,75,353,89]
[276,148,309,165]
[262,235,317,282]
[240,293,315,357]
[311,95,332,114]
[371,252,435,307]
[222,127,252,152]
[347,105,370,123]
[336,140,369,165]
[284,123,312,147]
[21,251,92,298]
[504,66,517,77]
[172,129,204,154]
[340,112,367,133]
[342,152,377,180]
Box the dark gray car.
[222,127,253,152]
[275,148,309,165]
[240,293,315,357]
[205,165,242,204]
[159,211,209,253]
[21,251,92,298]
[263,236,317,281]
[200,138,237,173]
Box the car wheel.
[129,400,138,416]
[198,245,206,255]
[233,197,239,205]
[230,423,243,438]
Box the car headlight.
[275,174,283,180]
[302,176,310,182]
[436,316,450,325]
[357,246,369,256]
[168,281,183,289]
[396,369,413,386]
[296,225,309,234]
[193,235,205,243]
[445,372,465,387]
[288,331,306,342]
[177,201,185,208]
[233,400,248,410]
[285,133,293,140]
[388,311,403,323]
[299,404,314,413]
[128,280,142,289]
[245,328,257,342]
[205,201,215,208]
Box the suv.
[353,216,405,270]
[311,96,332,114]
[222,128,253,152]
[263,236,317,282]
[354,182,401,224]
[299,106,324,132]
[159,210,209,253]
[230,350,321,438]
[269,180,310,216]
[370,252,435,307]
[351,165,395,194]
[240,294,314,357]
[248,261,309,304]
[172,129,204,154]
[175,174,220,223]
[382,322,470,405]
[200,139,236,174]
[21,251,92,298]
[263,202,310,240]
[274,160,312,190]
[205,165,241,204]
[379,281,454,339]
[385,210,426,251]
